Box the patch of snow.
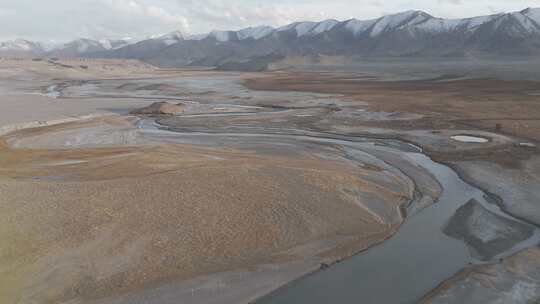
[344,18,378,36]
[185,33,209,41]
[294,22,318,36]
[465,15,500,30]
[415,15,498,34]
[99,39,131,50]
[114,40,130,49]
[163,39,177,46]
[208,30,235,42]
[237,26,274,40]
[383,12,500,34]
[277,21,318,37]
[99,39,113,50]
[277,21,338,37]
[451,135,489,143]
[155,31,184,45]
[309,20,339,35]
[0,39,40,51]
[45,85,61,98]
[52,39,104,53]
[415,18,461,32]
[406,14,431,27]
[370,10,429,37]
[511,12,540,33]
[523,7,540,23]
[485,14,536,37]
[277,22,299,32]
[13,40,32,50]
[460,14,504,31]
[163,31,184,40]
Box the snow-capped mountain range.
[0,39,44,56]
[2,8,540,69]
[0,38,133,57]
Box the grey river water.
[258,155,477,304]
[136,118,538,304]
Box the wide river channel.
[138,116,539,304]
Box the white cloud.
[0,7,15,17]
[105,0,188,27]
[180,1,324,33]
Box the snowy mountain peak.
[3,7,540,60]
[369,10,432,37]
[466,8,540,38]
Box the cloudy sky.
[1,0,540,42]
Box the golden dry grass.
[244,73,540,141]
[0,119,409,303]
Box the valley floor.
[0,58,539,303]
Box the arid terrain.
[1,58,539,304]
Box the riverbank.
[243,70,540,303]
